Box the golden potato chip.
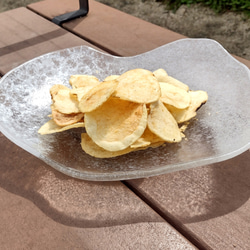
[153,68,189,91]
[51,106,84,126]
[103,75,119,81]
[148,100,182,143]
[130,138,150,148]
[39,68,208,159]
[50,84,69,96]
[165,76,189,91]
[159,82,190,109]
[165,90,208,123]
[115,69,161,103]
[78,80,118,113]
[53,89,80,114]
[165,104,186,124]
[130,127,164,149]
[80,133,135,158]
[70,87,95,102]
[69,75,100,89]
[153,68,169,82]
[81,133,164,158]
[148,141,165,148]
[50,84,70,100]
[38,119,84,135]
[190,90,208,108]
[85,98,147,151]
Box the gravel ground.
[96,0,250,60]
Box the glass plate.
[0,38,250,181]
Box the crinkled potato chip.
[53,89,80,114]
[159,82,190,109]
[69,75,100,89]
[38,119,84,135]
[148,100,182,143]
[115,69,161,103]
[52,106,84,126]
[85,98,147,151]
[165,90,208,123]
[153,68,189,91]
[79,80,118,113]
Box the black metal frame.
[52,0,89,25]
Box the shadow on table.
[127,149,250,224]
[0,133,163,228]
[1,131,250,227]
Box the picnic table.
[1,0,250,249]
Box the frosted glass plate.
[0,38,250,181]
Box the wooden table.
[1,0,250,249]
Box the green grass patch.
[158,0,250,17]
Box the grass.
[158,0,250,17]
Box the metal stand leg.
[52,0,89,26]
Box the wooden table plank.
[0,133,197,249]
[127,150,250,249]
[28,0,185,56]
[27,1,250,249]
[0,8,197,249]
[0,187,196,250]
[0,7,99,74]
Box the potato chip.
[53,89,80,114]
[38,119,84,135]
[165,90,208,123]
[153,68,169,82]
[80,133,135,158]
[159,82,190,109]
[130,127,164,149]
[130,138,150,148]
[70,86,96,102]
[50,84,70,100]
[148,100,182,143]
[115,69,161,103]
[153,68,189,91]
[39,68,208,159]
[148,141,166,148]
[165,76,189,91]
[103,75,119,81]
[79,80,118,113]
[85,98,147,151]
[69,75,100,89]
[81,133,164,158]
[51,106,84,126]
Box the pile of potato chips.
[38,68,208,158]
